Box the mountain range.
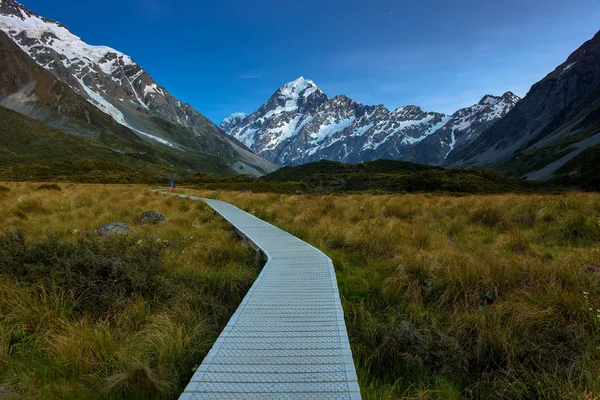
[0,0,598,186]
[0,0,275,178]
[222,31,600,183]
[221,78,519,167]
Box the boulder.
[140,211,166,224]
[94,222,131,236]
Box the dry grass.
[184,189,600,399]
[2,183,600,399]
[0,182,259,399]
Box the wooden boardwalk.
[163,193,361,399]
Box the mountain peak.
[279,77,321,100]
[392,105,428,120]
[479,94,496,102]
[501,91,521,103]
[478,92,521,107]
[285,76,314,88]
[227,112,248,120]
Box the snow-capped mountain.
[0,0,274,175]
[220,112,248,133]
[404,92,520,165]
[448,29,600,182]
[221,77,519,166]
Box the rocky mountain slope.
[0,33,241,179]
[447,30,600,181]
[221,77,519,167]
[220,112,248,133]
[0,0,274,176]
[0,104,183,182]
[404,93,520,165]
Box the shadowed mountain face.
[447,30,600,181]
[221,77,519,167]
[0,0,275,176]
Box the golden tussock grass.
[0,182,259,399]
[2,182,600,399]
[186,189,600,399]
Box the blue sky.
[24,0,600,123]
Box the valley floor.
[191,189,600,400]
[1,183,599,399]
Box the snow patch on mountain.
[402,116,451,145]
[144,83,164,97]
[311,117,356,144]
[352,123,374,137]
[0,11,134,70]
[236,128,259,148]
[562,62,576,73]
[265,114,303,150]
[75,77,176,148]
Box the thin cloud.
[235,73,262,80]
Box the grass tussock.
[37,183,62,191]
[0,183,260,399]
[187,189,600,399]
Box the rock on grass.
[140,211,166,225]
[94,222,131,236]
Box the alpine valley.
[1,0,599,187]
[0,0,275,180]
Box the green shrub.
[12,199,47,217]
